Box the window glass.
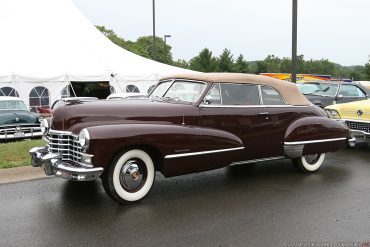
[220,83,260,105]
[0,100,28,110]
[299,83,338,97]
[261,86,285,105]
[339,85,366,97]
[29,86,50,112]
[0,87,19,97]
[126,85,140,93]
[147,85,156,94]
[204,84,221,105]
[61,86,70,98]
[149,80,173,98]
[164,80,206,103]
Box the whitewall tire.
[293,153,326,173]
[102,149,155,204]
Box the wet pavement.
[1,145,370,247]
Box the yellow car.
[325,99,370,142]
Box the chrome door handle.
[258,112,269,120]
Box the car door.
[199,83,285,161]
[336,84,367,104]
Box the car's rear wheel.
[102,149,155,204]
[293,153,326,173]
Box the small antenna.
[182,114,185,125]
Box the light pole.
[164,34,171,63]
[292,0,298,83]
[152,0,156,61]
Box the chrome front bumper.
[29,146,104,181]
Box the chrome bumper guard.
[29,146,104,181]
[347,137,356,147]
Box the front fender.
[85,124,243,177]
[284,116,349,158]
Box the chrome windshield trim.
[165,147,244,159]
[231,156,285,166]
[284,137,347,146]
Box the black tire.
[293,153,326,173]
[101,149,155,204]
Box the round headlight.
[40,119,49,134]
[325,109,341,119]
[78,129,90,147]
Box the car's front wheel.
[293,153,326,173]
[102,149,155,204]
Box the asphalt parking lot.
[0,145,369,247]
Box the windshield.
[149,80,207,103]
[299,82,338,97]
[149,80,173,99]
[0,100,28,111]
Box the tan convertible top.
[161,73,311,106]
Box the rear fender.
[284,116,349,158]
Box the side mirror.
[203,95,213,105]
[336,94,343,100]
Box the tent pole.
[69,81,77,97]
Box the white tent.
[0,0,193,109]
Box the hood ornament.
[16,117,19,122]
[357,110,363,116]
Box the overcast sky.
[72,0,370,66]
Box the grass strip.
[0,139,45,169]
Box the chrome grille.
[345,121,370,134]
[0,124,41,134]
[46,130,83,165]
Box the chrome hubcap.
[119,159,147,192]
[304,154,320,165]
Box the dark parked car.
[30,73,353,204]
[298,81,368,108]
[0,96,42,140]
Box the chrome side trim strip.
[200,105,309,108]
[231,156,285,166]
[284,137,346,146]
[165,147,244,159]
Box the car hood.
[51,99,199,133]
[0,110,38,125]
[326,99,370,120]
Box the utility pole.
[152,0,156,61]
[292,0,298,83]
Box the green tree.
[264,55,281,72]
[96,25,127,49]
[255,60,268,74]
[233,54,250,73]
[173,59,189,69]
[218,48,234,72]
[365,58,370,80]
[189,48,218,72]
[133,36,173,64]
[280,57,291,73]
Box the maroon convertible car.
[30,73,354,204]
